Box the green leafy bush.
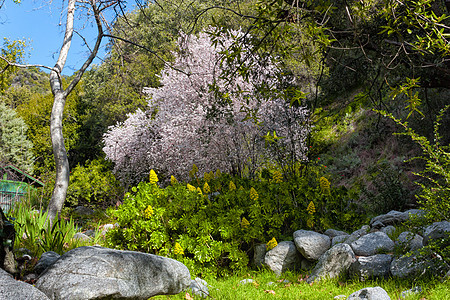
[66,158,123,207]
[105,166,363,277]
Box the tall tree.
[0,0,110,223]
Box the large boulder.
[0,268,49,300]
[264,241,302,275]
[35,246,191,300]
[349,254,393,280]
[422,221,450,246]
[370,209,423,228]
[293,230,331,261]
[390,252,449,279]
[306,243,356,284]
[350,232,394,256]
[347,286,390,300]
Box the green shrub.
[66,158,123,207]
[379,106,450,265]
[105,165,363,277]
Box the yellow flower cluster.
[174,242,184,255]
[144,205,154,219]
[249,187,258,201]
[307,201,316,215]
[241,217,250,229]
[149,169,158,185]
[187,184,196,192]
[203,182,210,194]
[319,176,331,195]
[197,187,203,195]
[272,170,283,183]
[266,237,278,250]
[229,181,237,191]
[170,175,178,185]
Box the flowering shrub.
[103,29,309,184]
[105,167,363,276]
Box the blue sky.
[0,1,110,75]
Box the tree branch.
[103,33,191,76]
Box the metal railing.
[0,190,24,213]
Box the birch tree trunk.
[47,0,104,223]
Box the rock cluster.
[257,210,450,284]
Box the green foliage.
[379,106,449,267]
[16,85,80,175]
[105,167,362,277]
[0,38,26,93]
[66,158,123,207]
[9,200,81,257]
[362,159,412,214]
[379,106,450,222]
[0,102,34,172]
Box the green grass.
[154,269,450,300]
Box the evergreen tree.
[0,102,34,173]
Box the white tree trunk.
[47,0,103,223]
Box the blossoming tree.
[103,29,309,183]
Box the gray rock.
[400,286,422,299]
[380,226,396,237]
[390,252,449,278]
[293,230,331,261]
[307,243,356,283]
[351,232,394,256]
[324,229,348,238]
[0,268,49,300]
[253,243,267,268]
[264,241,302,275]
[73,232,92,241]
[36,246,190,300]
[395,231,423,252]
[369,210,406,227]
[347,286,390,300]
[371,221,385,229]
[34,251,61,275]
[370,210,423,227]
[349,254,393,280]
[423,221,450,246]
[332,234,350,246]
[190,278,209,298]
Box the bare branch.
[103,33,191,76]
[0,55,58,73]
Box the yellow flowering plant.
[203,182,210,194]
[149,169,158,185]
[266,237,278,250]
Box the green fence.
[0,180,29,213]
